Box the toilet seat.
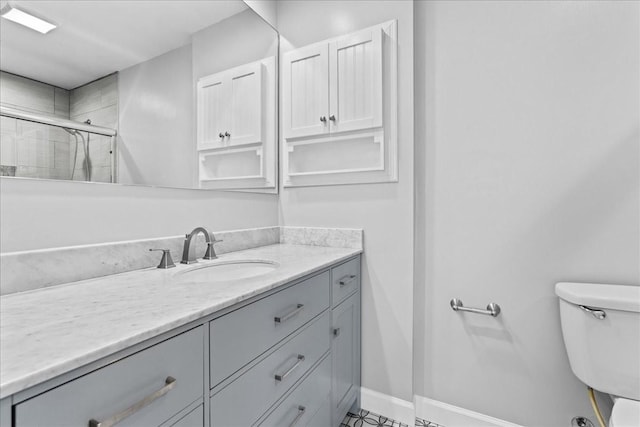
[609,398,640,427]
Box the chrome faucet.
[180,227,222,264]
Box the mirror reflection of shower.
[62,124,92,181]
[0,71,117,183]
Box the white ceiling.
[0,1,249,89]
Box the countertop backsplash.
[0,226,363,295]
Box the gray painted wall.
[244,0,277,29]
[414,1,639,425]
[0,176,278,252]
[118,45,195,188]
[192,8,278,81]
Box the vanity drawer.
[331,257,360,307]
[15,327,204,427]
[210,271,330,387]
[166,405,204,427]
[306,395,331,427]
[210,312,330,427]
[257,354,331,427]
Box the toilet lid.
[610,399,640,427]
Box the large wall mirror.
[0,0,278,193]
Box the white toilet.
[556,282,640,427]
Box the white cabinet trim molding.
[282,20,398,188]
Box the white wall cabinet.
[283,28,382,140]
[282,21,397,187]
[198,62,262,150]
[196,58,276,191]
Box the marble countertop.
[0,243,361,398]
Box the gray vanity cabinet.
[5,255,361,427]
[0,398,9,427]
[257,355,332,427]
[207,258,360,427]
[331,293,361,425]
[168,405,204,427]
[209,312,331,426]
[209,270,331,388]
[14,326,204,427]
[330,258,362,426]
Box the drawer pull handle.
[338,275,357,286]
[275,354,305,381]
[88,376,176,427]
[274,304,304,324]
[289,406,306,427]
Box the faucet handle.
[203,239,223,260]
[149,249,176,269]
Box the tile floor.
[341,409,443,427]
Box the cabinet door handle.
[274,354,305,381]
[333,327,341,337]
[338,275,357,286]
[218,132,225,138]
[288,406,306,427]
[88,376,176,427]
[319,116,327,122]
[274,304,304,324]
[329,115,336,121]
[224,132,231,137]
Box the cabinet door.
[283,43,329,139]
[197,72,228,150]
[329,28,383,134]
[227,62,263,146]
[331,292,361,425]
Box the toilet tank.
[555,282,640,400]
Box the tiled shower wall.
[0,71,117,183]
[0,72,71,179]
[69,74,118,182]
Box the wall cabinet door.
[331,291,361,426]
[197,72,228,150]
[283,43,329,139]
[227,62,263,146]
[329,28,383,134]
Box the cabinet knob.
[319,116,327,123]
[329,115,336,121]
[225,132,231,137]
[218,133,225,138]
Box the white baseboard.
[360,387,416,426]
[414,396,523,427]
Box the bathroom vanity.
[0,242,361,427]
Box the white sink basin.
[174,260,279,284]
